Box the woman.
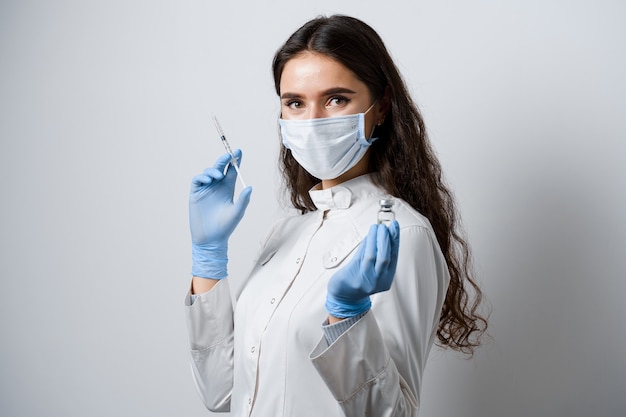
[186,15,487,416]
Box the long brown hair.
[272,15,487,354]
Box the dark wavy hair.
[272,15,487,354]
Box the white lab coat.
[185,174,449,416]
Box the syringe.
[212,115,247,188]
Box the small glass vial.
[377,199,395,225]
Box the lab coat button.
[331,256,337,262]
[295,257,301,264]
[270,298,276,304]
[251,346,255,353]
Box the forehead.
[279,52,367,95]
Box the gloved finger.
[232,186,253,220]
[380,221,400,289]
[346,231,367,270]
[202,165,226,177]
[194,167,225,183]
[222,148,245,185]
[223,149,243,173]
[193,150,242,187]
[232,149,243,166]
[387,220,400,242]
[213,151,236,173]
[360,224,379,276]
[388,220,400,268]
[374,224,392,277]
[191,172,220,189]
[221,164,239,195]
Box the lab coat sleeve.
[185,279,234,412]
[310,225,448,417]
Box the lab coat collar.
[309,174,376,211]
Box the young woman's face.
[279,51,386,188]
[279,52,381,136]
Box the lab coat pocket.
[259,246,279,266]
[322,228,363,269]
[254,231,282,266]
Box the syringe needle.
[212,115,247,188]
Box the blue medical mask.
[279,102,378,180]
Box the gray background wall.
[1,1,624,416]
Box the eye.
[283,99,303,110]
[326,96,350,107]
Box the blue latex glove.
[189,149,252,279]
[326,220,400,318]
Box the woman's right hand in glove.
[189,149,252,279]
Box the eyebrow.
[280,87,357,100]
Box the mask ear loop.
[364,100,378,115]
[364,100,379,140]
[367,122,378,140]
